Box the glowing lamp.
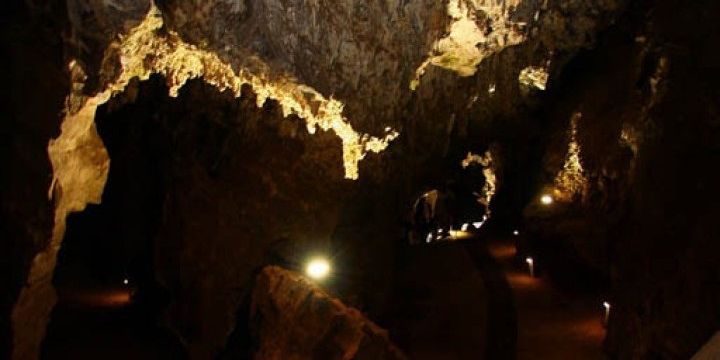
[426,233,433,243]
[306,258,331,280]
[461,223,469,231]
[603,301,611,325]
[525,257,535,277]
[472,222,483,229]
[122,278,129,285]
[513,230,519,236]
[541,194,553,205]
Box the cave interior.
[2,0,720,359]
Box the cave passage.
[4,0,720,359]
[42,76,183,359]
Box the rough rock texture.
[0,3,69,359]
[522,0,720,358]
[3,0,629,358]
[248,266,406,360]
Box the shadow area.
[463,237,518,360]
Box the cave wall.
[523,0,720,358]
[3,0,632,358]
[0,2,68,359]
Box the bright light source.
[513,230,519,236]
[482,214,488,220]
[437,228,443,234]
[461,223,469,231]
[526,257,535,277]
[122,278,129,285]
[306,258,331,280]
[541,194,553,205]
[426,233,433,243]
[603,301,611,325]
[472,222,483,229]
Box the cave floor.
[41,287,185,360]
[485,236,608,360]
[389,240,489,359]
[389,232,608,359]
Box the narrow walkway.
[42,287,185,360]
[389,242,488,359]
[482,236,608,360]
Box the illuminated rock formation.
[462,151,497,213]
[250,266,406,360]
[2,0,635,358]
[553,112,587,202]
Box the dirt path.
[484,236,608,360]
[389,242,488,359]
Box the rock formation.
[2,0,718,359]
[248,266,406,360]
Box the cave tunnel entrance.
[41,73,351,359]
[42,76,185,359]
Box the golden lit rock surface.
[3,0,629,358]
[251,266,406,360]
[81,4,400,180]
[462,150,497,213]
[411,0,529,90]
[518,65,550,90]
[553,112,587,201]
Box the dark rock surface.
[1,0,719,359]
[248,266,406,360]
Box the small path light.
[525,257,535,277]
[306,258,331,280]
[122,278,129,285]
[426,233,433,243]
[513,230,520,236]
[461,223,469,231]
[603,301,611,326]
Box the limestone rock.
[250,266,406,360]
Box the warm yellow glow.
[461,151,497,214]
[410,0,527,90]
[518,65,549,90]
[305,259,331,280]
[554,112,588,200]
[448,230,472,239]
[58,4,399,181]
[541,194,553,205]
